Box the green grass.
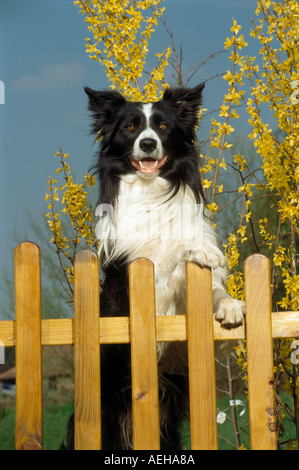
[182,393,296,450]
[0,403,73,450]
[0,394,296,450]
[181,395,251,450]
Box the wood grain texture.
[3,248,299,452]
[74,250,101,450]
[129,258,160,450]
[186,262,218,450]
[245,254,277,450]
[2,311,299,347]
[15,242,43,450]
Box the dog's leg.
[212,267,246,326]
[156,240,226,283]
[157,244,245,325]
[213,286,246,326]
[155,243,246,329]
[175,244,246,327]
[155,242,226,319]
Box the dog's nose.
[139,138,157,154]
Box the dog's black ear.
[84,87,127,137]
[162,83,205,131]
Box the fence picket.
[186,262,218,450]
[245,254,277,450]
[129,258,160,450]
[74,250,101,450]
[4,245,296,450]
[14,242,43,450]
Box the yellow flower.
[238,444,247,451]
[75,0,169,102]
[230,18,242,35]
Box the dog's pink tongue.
[141,159,156,168]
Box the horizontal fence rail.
[1,312,299,347]
[1,241,297,449]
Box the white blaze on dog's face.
[130,103,167,179]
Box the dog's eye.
[127,125,135,131]
[159,123,168,130]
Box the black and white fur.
[65,83,245,450]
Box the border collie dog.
[66,83,245,450]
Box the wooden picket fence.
[1,241,299,450]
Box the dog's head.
[85,84,205,180]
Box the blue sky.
[0,0,262,305]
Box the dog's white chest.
[102,175,203,266]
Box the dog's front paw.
[215,298,246,327]
[203,249,226,270]
[181,247,226,270]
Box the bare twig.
[227,357,241,449]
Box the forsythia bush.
[46,0,299,449]
[200,1,299,448]
[75,0,171,101]
[45,150,97,297]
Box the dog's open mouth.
[130,155,167,175]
